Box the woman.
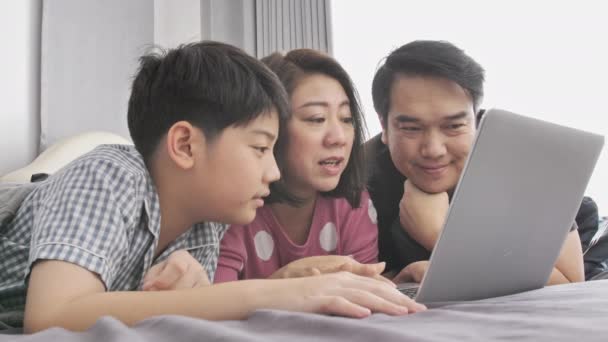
[214,49,382,282]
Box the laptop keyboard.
[397,285,419,299]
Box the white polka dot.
[368,199,378,224]
[254,230,274,261]
[319,222,338,252]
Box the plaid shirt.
[0,144,227,314]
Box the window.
[332,0,608,214]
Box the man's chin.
[413,179,455,195]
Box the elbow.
[24,310,88,333]
[24,314,55,334]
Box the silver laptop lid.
[416,108,604,303]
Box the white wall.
[154,0,201,49]
[331,0,608,215]
[0,0,202,177]
[0,0,41,175]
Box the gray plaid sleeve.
[27,159,134,289]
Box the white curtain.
[255,0,332,57]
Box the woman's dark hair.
[262,49,367,208]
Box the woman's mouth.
[319,157,344,176]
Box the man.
[365,40,584,285]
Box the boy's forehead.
[242,110,279,136]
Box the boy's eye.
[253,146,269,154]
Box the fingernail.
[359,308,372,318]
[397,306,409,314]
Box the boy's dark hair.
[372,40,485,126]
[261,49,367,208]
[128,41,289,164]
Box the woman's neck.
[269,193,318,246]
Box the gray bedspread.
[2,280,607,341]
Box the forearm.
[545,231,585,286]
[546,267,571,285]
[399,215,440,252]
[547,263,584,285]
[406,227,439,252]
[26,279,274,332]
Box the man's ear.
[380,115,388,145]
[165,121,200,170]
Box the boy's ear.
[165,121,200,170]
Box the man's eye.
[448,123,466,129]
[400,126,421,132]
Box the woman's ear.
[165,121,201,170]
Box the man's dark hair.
[372,40,485,126]
[128,41,289,164]
[261,49,367,208]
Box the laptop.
[397,108,604,305]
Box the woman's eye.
[306,117,325,123]
[342,117,354,124]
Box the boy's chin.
[229,210,258,226]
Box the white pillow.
[0,131,131,183]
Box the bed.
[2,279,607,341]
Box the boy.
[0,41,422,333]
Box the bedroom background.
[0,0,606,214]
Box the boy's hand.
[400,180,449,251]
[267,271,427,317]
[143,250,210,291]
[269,255,392,285]
[391,261,429,284]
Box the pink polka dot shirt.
[214,191,379,282]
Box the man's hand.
[142,250,210,291]
[269,255,393,285]
[391,261,429,284]
[400,180,449,251]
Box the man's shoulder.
[364,133,384,157]
[364,134,404,187]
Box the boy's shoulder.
[27,144,152,206]
[71,144,146,175]
[48,144,149,186]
